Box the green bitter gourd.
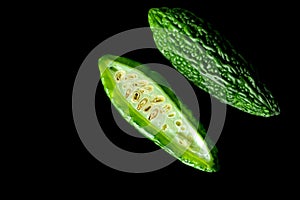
[98,54,219,172]
[148,7,280,117]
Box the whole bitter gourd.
[148,7,280,117]
[98,54,219,172]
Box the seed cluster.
[114,70,189,134]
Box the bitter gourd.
[148,7,280,117]
[98,54,219,172]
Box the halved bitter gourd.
[98,54,219,172]
[148,7,280,117]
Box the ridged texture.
[98,54,219,172]
[148,7,280,117]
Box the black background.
[30,0,298,196]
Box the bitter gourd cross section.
[98,54,219,172]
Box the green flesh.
[148,7,280,117]
[98,54,219,172]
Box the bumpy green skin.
[148,7,280,117]
[98,54,219,172]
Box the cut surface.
[98,54,219,172]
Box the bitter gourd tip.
[98,54,116,75]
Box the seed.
[115,70,125,82]
[152,95,165,103]
[125,73,137,80]
[140,85,153,93]
[148,108,159,120]
[162,104,172,113]
[125,89,132,98]
[162,124,168,131]
[168,112,175,118]
[137,98,148,110]
[175,120,182,126]
[132,91,141,102]
[144,105,152,112]
[134,80,148,87]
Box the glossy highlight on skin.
[98,54,219,172]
